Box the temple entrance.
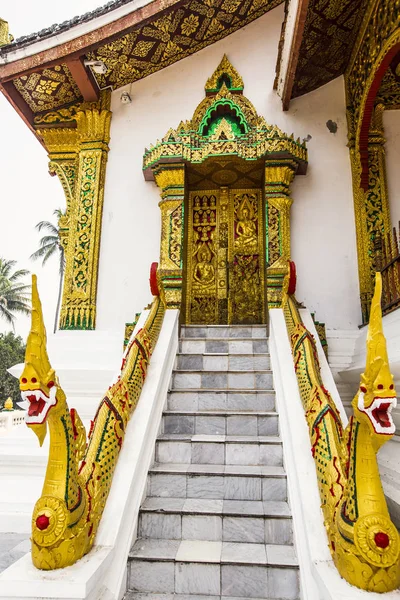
[184,186,265,325]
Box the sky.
[0,0,103,339]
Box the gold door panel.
[185,188,265,324]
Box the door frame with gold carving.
[143,56,308,311]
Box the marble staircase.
[126,324,299,600]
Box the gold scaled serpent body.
[283,272,400,592]
[20,275,165,570]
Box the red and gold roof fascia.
[0,0,284,139]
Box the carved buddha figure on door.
[185,189,265,325]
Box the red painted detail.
[88,524,93,537]
[360,386,367,393]
[149,262,160,296]
[390,384,394,390]
[358,43,400,190]
[31,377,37,383]
[36,514,50,530]
[70,408,78,440]
[21,377,27,384]
[47,381,54,388]
[378,384,384,389]
[375,532,390,549]
[288,261,297,295]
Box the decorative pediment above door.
[143,55,308,314]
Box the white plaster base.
[0,309,179,599]
[269,308,400,600]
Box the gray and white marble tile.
[262,477,286,501]
[258,415,278,436]
[205,340,229,353]
[224,476,261,501]
[176,540,222,563]
[268,567,299,599]
[187,475,225,499]
[192,442,225,464]
[266,544,298,567]
[228,372,254,389]
[130,539,180,560]
[177,354,203,370]
[255,372,273,389]
[223,500,264,515]
[140,513,181,540]
[203,355,229,371]
[225,443,260,465]
[163,415,195,435]
[229,340,253,354]
[221,564,268,598]
[265,518,293,544]
[182,514,222,541]
[221,542,267,564]
[129,560,175,593]
[149,473,187,498]
[157,441,191,464]
[227,415,258,436]
[198,391,227,410]
[173,373,202,389]
[183,498,223,513]
[201,372,228,389]
[223,516,265,543]
[175,562,220,595]
[253,339,268,353]
[259,444,283,467]
[181,340,206,354]
[142,497,185,512]
[168,392,198,412]
[195,415,226,435]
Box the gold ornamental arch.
[143,55,308,323]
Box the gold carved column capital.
[153,163,185,309]
[37,90,112,330]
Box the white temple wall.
[384,110,400,230]
[96,3,360,333]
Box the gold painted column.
[38,93,112,329]
[264,161,296,307]
[153,163,185,309]
[348,104,392,323]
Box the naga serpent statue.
[283,270,400,592]
[19,275,165,570]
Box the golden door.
[185,187,266,324]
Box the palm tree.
[30,209,65,333]
[0,259,30,328]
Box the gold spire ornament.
[0,19,13,46]
[3,397,13,411]
[20,275,165,569]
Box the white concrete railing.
[0,410,26,433]
[269,308,400,600]
[0,308,179,600]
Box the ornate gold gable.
[143,56,308,312]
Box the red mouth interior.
[371,402,391,428]
[27,394,46,417]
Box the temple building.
[0,1,400,599]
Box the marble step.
[148,463,287,501]
[162,412,279,437]
[128,539,299,598]
[167,390,276,413]
[138,498,292,544]
[156,434,282,466]
[172,371,273,391]
[181,325,268,340]
[176,353,270,371]
[180,338,269,355]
